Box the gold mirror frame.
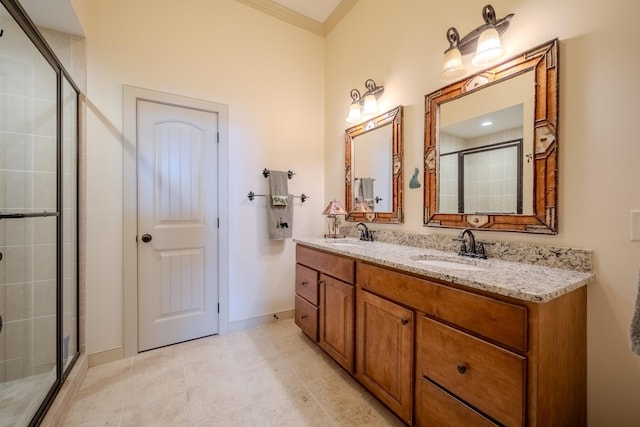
[346,105,403,223]
[424,39,558,234]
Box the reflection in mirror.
[353,125,392,212]
[424,40,558,234]
[346,106,403,223]
[439,71,534,214]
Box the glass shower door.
[0,3,59,426]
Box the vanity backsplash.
[342,227,592,273]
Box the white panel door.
[137,100,219,351]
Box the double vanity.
[311,36,590,426]
[293,236,594,426]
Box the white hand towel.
[631,271,640,356]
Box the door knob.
[141,234,152,243]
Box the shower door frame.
[1,0,81,425]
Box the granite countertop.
[294,237,595,303]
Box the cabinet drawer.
[358,262,527,352]
[419,316,525,427]
[295,295,318,341]
[418,377,499,427]
[296,263,319,305]
[297,245,355,284]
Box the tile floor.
[62,319,404,426]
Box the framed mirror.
[424,39,558,234]
[346,105,403,223]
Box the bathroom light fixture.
[440,4,513,79]
[322,199,347,238]
[346,79,384,124]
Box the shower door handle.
[0,211,58,219]
[141,234,152,243]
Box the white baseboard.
[227,309,295,334]
[87,346,124,367]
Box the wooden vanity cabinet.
[295,246,587,427]
[295,245,355,372]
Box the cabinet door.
[319,274,354,372]
[356,289,413,424]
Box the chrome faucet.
[356,222,374,241]
[455,228,488,259]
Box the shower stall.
[0,0,79,425]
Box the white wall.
[71,0,325,355]
[326,0,640,424]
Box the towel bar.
[262,168,295,179]
[248,191,309,203]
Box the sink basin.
[411,257,487,272]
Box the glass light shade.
[440,47,466,80]
[346,102,362,124]
[362,94,378,115]
[472,27,505,66]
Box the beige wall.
[326,0,640,424]
[71,0,325,355]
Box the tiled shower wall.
[439,127,523,214]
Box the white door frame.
[122,85,229,357]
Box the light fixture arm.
[350,89,361,103]
[444,27,461,53]
[482,4,497,25]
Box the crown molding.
[235,0,358,36]
[324,0,358,35]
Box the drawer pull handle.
[401,319,409,326]
[301,314,308,319]
[457,364,468,375]
[301,281,308,285]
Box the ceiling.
[18,0,347,37]
[19,0,85,35]
[271,0,342,23]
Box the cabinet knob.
[301,281,308,285]
[456,364,468,375]
[401,319,409,326]
[301,314,308,320]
